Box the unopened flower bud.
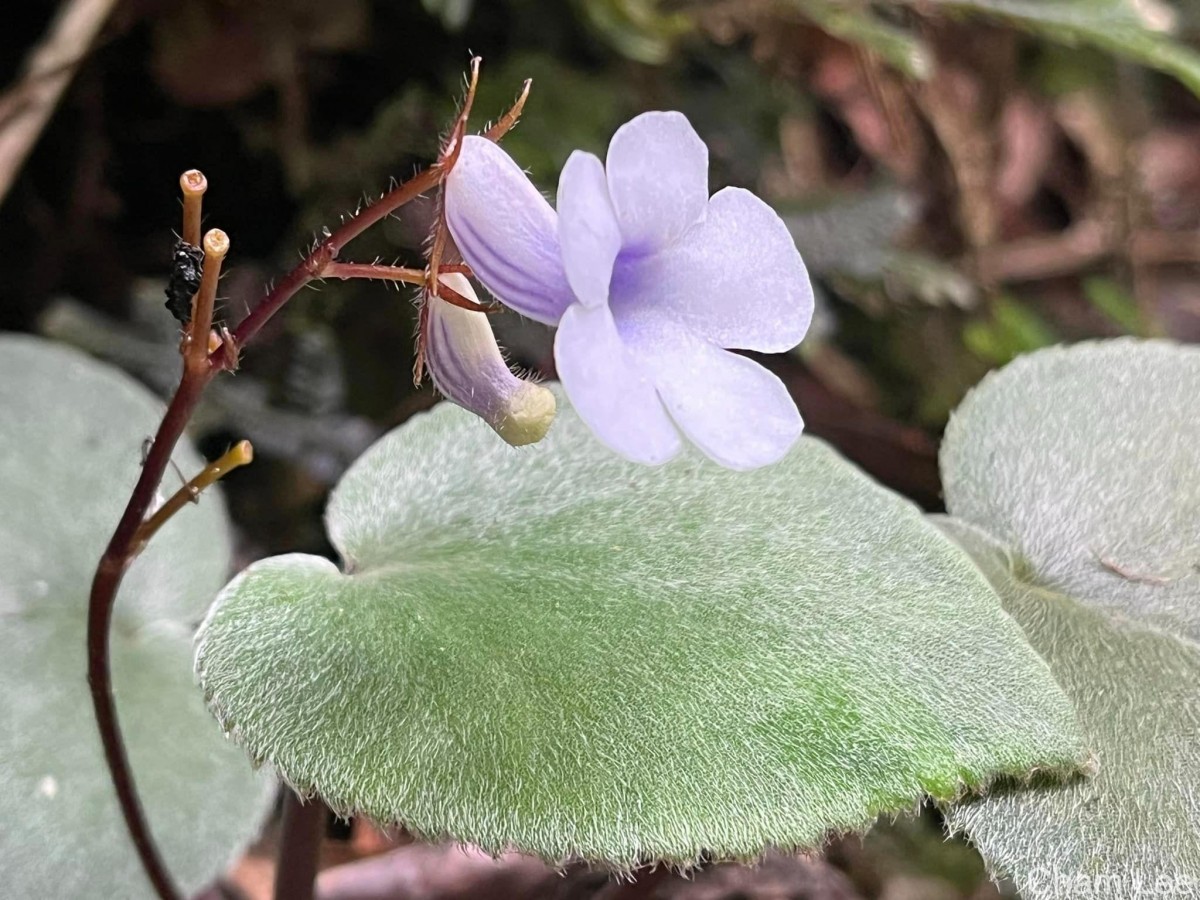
[425,273,555,446]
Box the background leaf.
[421,0,474,31]
[930,0,1200,95]
[780,0,1200,94]
[938,340,1200,897]
[792,1,931,78]
[197,390,1086,869]
[577,0,693,65]
[961,294,1056,365]
[0,335,271,897]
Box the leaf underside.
[197,388,1086,869]
[0,335,271,898]
[938,340,1200,898]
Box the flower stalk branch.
[133,440,254,554]
[179,169,206,247]
[185,228,227,374]
[326,261,426,285]
[219,163,443,359]
[325,262,491,311]
[87,60,529,900]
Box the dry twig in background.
[0,0,119,207]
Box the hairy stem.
[88,161,446,900]
[222,165,441,357]
[86,58,521,897]
[324,261,427,285]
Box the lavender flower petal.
[611,188,813,354]
[554,302,681,465]
[425,274,556,446]
[557,150,621,309]
[444,109,813,470]
[605,111,708,253]
[620,311,802,470]
[445,136,574,325]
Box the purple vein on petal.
[451,213,571,325]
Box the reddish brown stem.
[180,170,206,247]
[220,165,442,359]
[88,375,208,900]
[414,58,482,385]
[325,262,426,285]
[88,162,447,900]
[92,57,523,899]
[436,283,500,313]
[274,792,325,900]
[187,230,228,374]
[325,261,474,284]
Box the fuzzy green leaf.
[0,335,271,897]
[196,391,1086,869]
[939,340,1200,897]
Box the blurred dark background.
[5,1,1200,896]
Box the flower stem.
[89,60,522,899]
[88,159,448,900]
[324,262,427,285]
[325,262,492,312]
[221,164,443,358]
[180,170,206,247]
[87,373,208,900]
[274,792,325,900]
[186,229,228,374]
[134,440,253,553]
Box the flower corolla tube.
[424,272,556,447]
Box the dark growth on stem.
[164,241,204,323]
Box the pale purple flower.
[425,273,556,446]
[445,111,813,470]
